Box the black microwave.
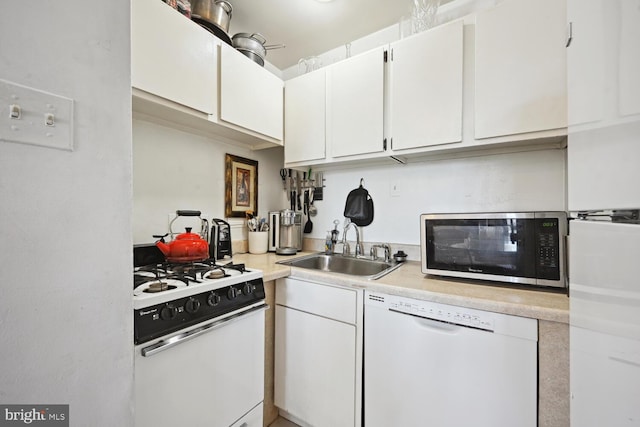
[420,212,567,289]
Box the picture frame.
[225,154,258,218]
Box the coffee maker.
[268,210,302,254]
[210,218,232,259]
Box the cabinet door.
[284,69,326,163]
[618,1,640,118]
[475,0,567,139]
[220,44,284,141]
[131,0,217,115]
[274,305,356,427]
[567,0,640,127]
[566,0,640,211]
[389,20,463,151]
[566,0,605,127]
[327,47,385,158]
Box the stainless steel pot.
[231,33,285,66]
[191,0,233,33]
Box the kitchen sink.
[277,253,403,280]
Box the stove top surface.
[133,259,263,310]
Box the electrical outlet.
[0,79,74,151]
[390,181,401,197]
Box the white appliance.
[567,1,640,424]
[569,219,640,426]
[133,253,267,427]
[364,291,538,427]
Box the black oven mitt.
[344,181,374,226]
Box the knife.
[296,171,302,210]
[286,169,291,201]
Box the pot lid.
[232,32,267,45]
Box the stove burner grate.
[133,259,252,291]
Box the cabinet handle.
[566,22,573,48]
[383,138,387,150]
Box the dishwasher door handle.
[141,303,269,357]
[388,308,492,333]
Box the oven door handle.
[141,303,269,357]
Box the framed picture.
[225,154,258,218]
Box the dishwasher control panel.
[366,292,495,332]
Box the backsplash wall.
[133,120,566,254]
[132,119,286,244]
[307,147,567,247]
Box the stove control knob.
[227,287,239,300]
[243,283,254,295]
[185,297,201,314]
[207,292,221,306]
[160,304,177,321]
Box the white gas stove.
[133,246,266,427]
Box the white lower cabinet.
[230,402,263,427]
[274,278,362,427]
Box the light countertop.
[232,251,569,324]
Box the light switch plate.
[0,79,74,151]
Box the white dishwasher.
[364,291,538,427]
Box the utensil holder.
[248,231,268,254]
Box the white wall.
[132,123,566,256]
[132,119,287,244]
[307,148,567,246]
[0,1,133,426]
[281,0,502,80]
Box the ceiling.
[227,0,450,70]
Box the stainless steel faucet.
[370,244,392,262]
[342,221,364,257]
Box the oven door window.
[426,218,537,278]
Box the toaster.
[210,218,232,260]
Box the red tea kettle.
[155,227,210,262]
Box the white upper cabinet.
[132,0,218,115]
[474,0,567,139]
[388,20,464,151]
[618,1,640,118]
[284,69,326,164]
[567,0,640,129]
[220,43,284,141]
[327,47,386,158]
[566,0,640,211]
[566,0,604,127]
[131,0,284,148]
